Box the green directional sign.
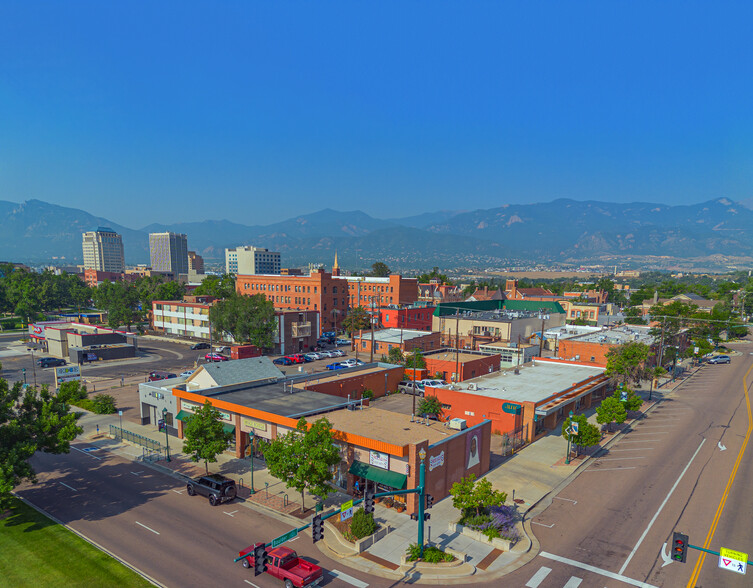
[270,528,298,548]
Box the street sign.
[719,547,747,575]
[341,499,353,512]
[340,507,353,522]
[571,422,579,435]
[270,529,298,548]
[620,390,628,402]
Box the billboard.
[55,365,81,386]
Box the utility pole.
[455,310,460,383]
[370,297,375,363]
[539,314,545,357]
[657,318,666,369]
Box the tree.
[449,473,507,518]
[341,306,370,335]
[182,400,233,474]
[1,380,82,507]
[417,395,444,420]
[193,274,236,299]
[209,293,276,348]
[561,414,601,455]
[404,348,426,370]
[380,346,405,365]
[595,396,627,432]
[370,262,391,277]
[416,267,451,285]
[264,417,342,511]
[613,385,644,412]
[605,342,650,387]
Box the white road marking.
[627,432,669,436]
[328,569,368,587]
[618,438,706,575]
[718,441,727,451]
[618,440,662,443]
[611,448,654,452]
[583,467,637,472]
[171,489,184,494]
[71,446,102,460]
[563,577,583,588]
[223,510,238,517]
[597,457,646,461]
[288,536,299,542]
[59,482,78,492]
[244,581,260,587]
[130,471,143,476]
[540,552,658,588]
[525,566,552,587]
[532,521,555,528]
[135,521,160,535]
[554,497,578,504]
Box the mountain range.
[2,198,753,271]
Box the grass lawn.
[0,497,153,587]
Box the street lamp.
[161,407,171,462]
[565,410,574,465]
[248,429,256,494]
[417,447,427,558]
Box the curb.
[13,494,166,587]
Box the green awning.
[176,410,192,422]
[348,461,407,490]
[222,423,235,435]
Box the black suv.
[191,342,210,350]
[186,474,237,506]
[38,357,66,368]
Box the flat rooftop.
[425,350,491,363]
[478,342,535,350]
[575,325,654,345]
[446,360,604,404]
[355,328,431,343]
[293,365,391,387]
[324,407,455,445]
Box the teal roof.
[434,299,565,317]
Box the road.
[16,445,384,588]
[504,343,753,588]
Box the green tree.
[91,394,117,414]
[449,473,507,518]
[595,396,627,432]
[404,348,426,370]
[182,400,233,474]
[605,342,650,387]
[384,346,405,365]
[613,385,644,412]
[193,274,236,299]
[370,262,391,277]
[417,267,451,284]
[264,417,342,511]
[417,395,444,419]
[341,306,371,335]
[561,414,601,455]
[209,293,276,348]
[1,380,83,507]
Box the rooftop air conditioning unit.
[467,383,478,391]
[449,418,467,430]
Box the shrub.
[350,508,376,539]
[405,544,455,563]
[58,381,88,404]
[91,394,117,414]
[362,389,374,400]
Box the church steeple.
[332,251,340,276]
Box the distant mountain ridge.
[1,197,752,269]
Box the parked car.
[273,356,293,365]
[339,359,358,368]
[288,354,305,364]
[318,350,335,358]
[304,352,322,361]
[398,381,425,396]
[38,357,66,367]
[205,353,228,362]
[420,379,446,388]
[316,337,331,346]
[326,362,346,370]
[190,342,210,350]
[330,349,345,357]
[214,346,231,354]
[180,370,195,377]
[186,474,237,506]
[238,543,323,587]
[335,338,350,346]
[707,355,731,364]
[148,371,178,381]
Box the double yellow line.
[687,362,753,586]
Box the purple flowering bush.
[466,505,519,542]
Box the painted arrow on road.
[661,542,673,567]
[718,442,727,451]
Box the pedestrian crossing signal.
[672,532,688,563]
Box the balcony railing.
[292,322,311,338]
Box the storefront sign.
[242,418,267,431]
[502,402,521,414]
[55,365,81,386]
[369,450,389,469]
[182,402,230,420]
[429,451,445,471]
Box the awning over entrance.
[175,410,192,422]
[348,461,407,490]
[222,423,235,435]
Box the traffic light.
[410,513,418,521]
[253,544,267,576]
[364,489,375,515]
[312,514,323,543]
[158,419,165,432]
[425,494,433,509]
[672,532,688,563]
[423,513,431,521]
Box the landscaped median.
[0,497,153,588]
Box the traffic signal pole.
[417,455,426,558]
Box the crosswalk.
[525,566,582,587]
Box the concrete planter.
[449,522,516,551]
[323,520,391,554]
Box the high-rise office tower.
[82,227,125,273]
[225,246,281,275]
[149,232,189,274]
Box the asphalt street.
[15,445,384,588]
[503,343,753,588]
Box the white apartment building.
[152,298,213,339]
[149,232,189,274]
[225,246,280,275]
[81,227,125,273]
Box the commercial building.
[432,300,566,350]
[423,349,501,383]
[225,246,281,275]
[82,227,125,273]
[272,310,320,355]
[417,281,464,304]
[149,232,188,274]
[152,295,216,340]
[29,321,138,362]
[187,251,204,274]
[352,328,441,358]
[343,274,419,309]
[477,341,537,368]
[83,268,136,288]
[429,358,609,442]
[376,303,435,331]
[556,324,665,367]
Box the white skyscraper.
[82,227,125,273]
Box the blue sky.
[1,1,751,228]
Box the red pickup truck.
[238,543,323,588]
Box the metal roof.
[196,357,284,387]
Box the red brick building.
[352,328,441,358]
[344,274,419,308]
[377,304,435,331]
[423,349,501,383]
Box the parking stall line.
[71,445,102,460]
[583,467,637,472]
[135,521,160,535]
[59,482,79,492]
[596,457,646,461]
[611,448,654,452]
